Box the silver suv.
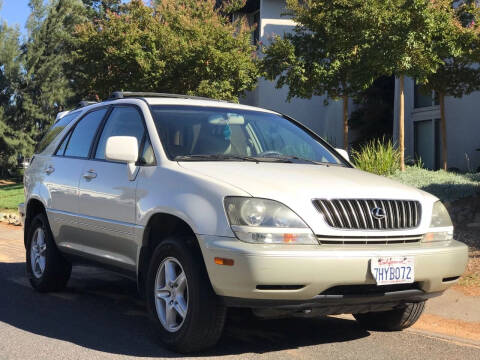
[20,92,468,353]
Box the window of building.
[414,118,441,170]
[414,83,439,108]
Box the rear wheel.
[146,237,226,353]
[26,213,71,292]
[353,301,425,331]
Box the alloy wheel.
[154,257,189,332]
[30,228,47,278]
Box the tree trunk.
[343,94,348,150]
[439,92,447,170]
[399,75,405,171]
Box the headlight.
[430,201,453,228]
[423,201,453,243]
[224,197,316,244]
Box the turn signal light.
[214,257,234,266]
[283,234,297,243]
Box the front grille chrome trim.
[316,234,423,245]
[313,199,422,230]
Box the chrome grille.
[317,234,423,245]
[313,199,421,230]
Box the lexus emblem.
[371,207,386,220]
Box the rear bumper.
[198,235,468,303]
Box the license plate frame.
[370,256,414,285]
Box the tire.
[26,213,72,292]
[146,237,226,353]
[353,301,426,331]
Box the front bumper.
[198,235,468,304]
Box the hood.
[178,161,434,202]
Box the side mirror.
[106,136,138,163]
[106,136,139,181]
[335,148,350,162]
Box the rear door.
[45,108,108,247]
[76,105,151,272]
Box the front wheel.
[353,301,425,331]
[146,237,226,353]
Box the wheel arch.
[24,197,48,248]
[137,212,205,296]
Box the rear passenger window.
[55,131,71,156]
[64,109,107,158]
[35,112,79,154]
[95,107,145,160]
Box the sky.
[0,0,31,31]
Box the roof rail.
[76,100,98,109]
[109,91,227,102]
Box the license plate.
[370,256,414,285]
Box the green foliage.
[0,183,24,210]
[16,0,87,151]
[420,1,480,98]
[390,167,480,202]
[82,0,121,19]
[72,0,258,101]
[261,0,383,101]
[371,0,464,82]
[0,19,23,174]
[351,138,401,176]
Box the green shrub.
[351,138,400,176]
[390,167,480,202]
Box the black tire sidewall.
[146,237,219,349]
[26,213,70,291]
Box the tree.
[16,0,86,149]
[81,0,121,20]
[420,1,480,170]
[378,0,464,170]
[72,0,258,101]
[0,17,23,175]
[261,0,385,150]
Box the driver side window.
[95,106,146,161]
[251,120,315,159]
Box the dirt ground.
[0,180,16,186]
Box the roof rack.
[75,100,98,109]
[109,91,227,102]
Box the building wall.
[394,77,480,171]
[240,0,347,148]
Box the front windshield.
[151,105,345,165]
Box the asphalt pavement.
[1,224,479,359]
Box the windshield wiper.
[257,155,344,166]
[174,154,292,163]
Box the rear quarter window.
[35,112,80,154]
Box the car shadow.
[0,262,370,357]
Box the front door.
[77,106,147,272]
[46,108,108,247]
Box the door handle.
[45,166,55,175]
[82,169,97,180]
